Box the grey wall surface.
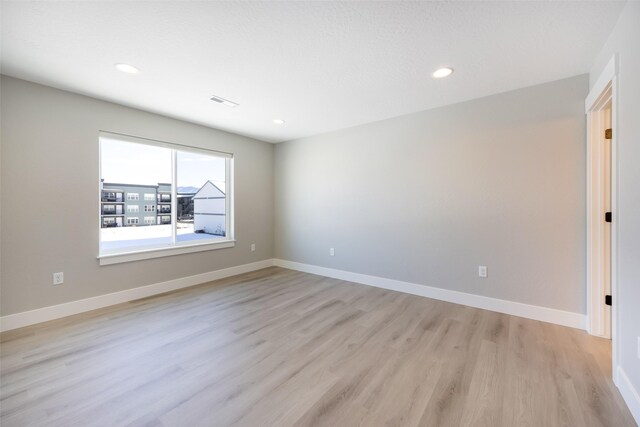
[275,75,588,314]
[0,76,274,315]
[590,0,640,404]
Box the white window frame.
[144,216,156,225]
[144,205,155,212]
[144,193,155,201]
[126,217,139,225]
[127,205,140,213]
[98,131,235,265]
[127,193,140,201]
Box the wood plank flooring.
[0,267,635,426]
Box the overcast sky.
[101,138,225,191]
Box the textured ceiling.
[0,1,625,143]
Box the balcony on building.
[101,216,123,228]
[102,204,124,215]
[101,190,124,203]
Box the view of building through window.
[99,135,230,255]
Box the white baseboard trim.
[0,258,587,333]
[273,259,586,330]
[617,366,640,425]
[0,259,275,332]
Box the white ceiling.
[1,1,625,143]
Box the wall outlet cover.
[53,272,64,285]
[478,266,488,278]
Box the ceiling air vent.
[210,95,238,108]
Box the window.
[99,132,233,264]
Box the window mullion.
[226,157,232,240]
[171,149,177,245]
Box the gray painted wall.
[275,75,588,314]
[0,75,274,315]
[590,0,640,405]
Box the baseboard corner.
[617,366,640,425]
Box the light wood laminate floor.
[1,267,635,426]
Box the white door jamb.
[585,54,618,383]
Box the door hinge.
[605,128,613,139]
[605,212,612,223]
[605,295,612,306]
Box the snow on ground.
[100,223,224,253]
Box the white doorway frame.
[585,54,618,381]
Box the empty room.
[1,1,639,426]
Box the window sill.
[98,240,236,265]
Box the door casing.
[585,54,618,382]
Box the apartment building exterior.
[100,182,172,228]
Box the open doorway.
[586,55,618,380]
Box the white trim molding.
[274,259,586,330]
[584,54,619,382]
[98,240,236,265]
[0,259,274,332]
[585,54,617,113]
[617,366,640,424]
[585,82,615,339]
[1,258,588,333]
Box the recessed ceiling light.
[432,67,454,78]
[210,95,239,108]
[273,119,285,125]
[115,63,139,74]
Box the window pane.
[100,138,172,254]
[176,150,226,243]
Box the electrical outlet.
[478,266,488,278]
[53,272,64,285]
[251,243,256,252]
[329,248,335,256]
